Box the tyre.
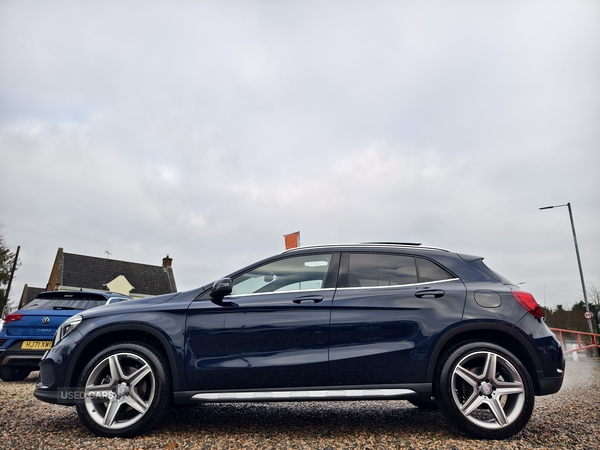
[408,399,438,410]
[75,342,171,437]
[435,342,534,440]
[0,365,32,382]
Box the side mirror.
[210,277,233,299]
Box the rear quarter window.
[468,259,513,284]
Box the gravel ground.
[0,360,598,450]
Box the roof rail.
[361,241,421,246]
[283,243,449,252]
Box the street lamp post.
[539,202,593,334]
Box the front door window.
[232,254,334,295]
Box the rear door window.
[342,253,456,287]
[416,257,455,282]
[346,253,417,287]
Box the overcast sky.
[1,0,599,312]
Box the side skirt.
[173,383,432,404]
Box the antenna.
[105,250,112,259]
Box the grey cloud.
[1,1,598,310]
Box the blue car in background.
[0,291,132,381]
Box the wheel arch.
[65,324,181,392]
[426,322,544,395]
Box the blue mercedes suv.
[0,290,131,381]
[33,244,564,440]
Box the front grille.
[39,360,56,387]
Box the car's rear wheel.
[0,365,32,382]
[408,399,438,410]
[75,342,171,437]
[436,342,534,440]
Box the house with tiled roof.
[17,285,46,309]
[19,248,177,308]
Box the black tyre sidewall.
[435,341,534,440]
[75,342,171,438]
[0,365,32,382]
[408,399,439,410]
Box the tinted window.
[22,296,107,311]
[232,254,333,295]
[469,259,513,284]
[347,253,417,287]
[417,257,454,282]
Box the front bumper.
[35,356,77,406]
[34,329,84,406]
[33,386,66,404]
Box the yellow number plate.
[21,341,53,350]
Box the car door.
[185,252,339,391]
[329,252,466,386]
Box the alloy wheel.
[451,350,525,430]
[83,352,156,430]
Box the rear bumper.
[536,334,566,396]
[0,348,45,368]
[537,371,564,395]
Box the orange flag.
[284,231,300,250]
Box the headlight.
[53,315,83,346]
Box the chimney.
[162,255,172,268]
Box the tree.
[545,303,588,332]
[544,291,600,331]
[0,227,20,317]
[587,283,600,308]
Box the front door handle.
[414,289,445,299]
[293,295,324,304]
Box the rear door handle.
[293,295,324,304]
[414,289,445,299]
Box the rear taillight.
[512,291,543,319]
[3,313,23,324]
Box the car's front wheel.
[436,342,534,440]
[75,342,171,437]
